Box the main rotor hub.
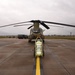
[30,20,40,23]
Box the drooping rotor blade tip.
[27,25,34,29]
[0,24,13,28]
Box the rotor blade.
[28,25,34,29]
[42,21,75,27]
[0,24,14,28]
[0,21,30,28]
[14,24,32,27]
[48,25,63,28]
[40,22,50,29]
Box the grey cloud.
[0,0,75,35]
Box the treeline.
[0,35,75,40]
[45,35,75,40]
[0,35,28,39]
[0,35,17,38]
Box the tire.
[28,39,31,42]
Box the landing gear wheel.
[43,39,45,43]
[28,40,31,42]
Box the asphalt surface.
[0,38,75,75]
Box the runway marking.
[45,43,71,75]
[0,49,19,65]
[0,41,23,49]
[0,41,24,65]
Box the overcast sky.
[0,0,75,35]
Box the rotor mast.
[33,22,39,30]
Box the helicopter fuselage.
[28,28,44,42]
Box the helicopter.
[0,20,75,42]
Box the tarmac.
[0,38,75,75]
